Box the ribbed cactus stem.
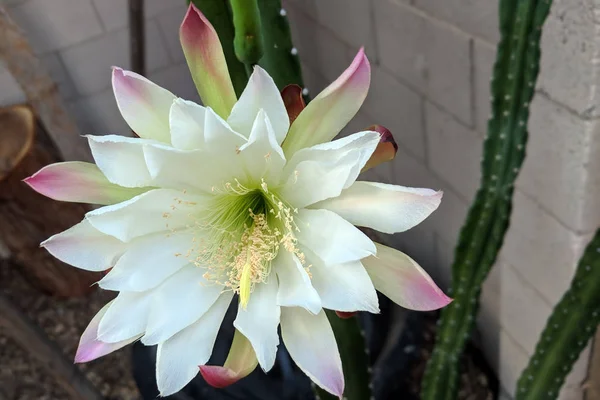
[229,0,264,68]
[515,230,600,399]
[420,1,553,399]
[256,0,305,91]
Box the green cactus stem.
[515,229,600,399]
[188,0,247,96]
[256,0,305,92]
[420,1,553,399]
[229,0,264,70]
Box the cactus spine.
[515,230,600,399]
[420,1,553,399]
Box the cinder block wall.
[0,0,198,134]
[285,0,599,398]
[1,0,598,398]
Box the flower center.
[183,180,303,308]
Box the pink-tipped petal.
[281,308,344,397]
[180,4,237,119]
[362,125,398,171]
[199,366,239,388]
[282,48,370,155]
[362,243,452,311]
[24,161,147,205]
[200,330,258,388]
[112,67,175,143]
[313,181,442,234]
[75,301,140,363]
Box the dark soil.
[0,260,140,400]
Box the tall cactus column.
[515,230,600,399]
[420,1,553,399]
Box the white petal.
[98,291,153,343]
[296,209,375,265]
[227,66,289,143]
[75,301,141,363]
[41,219,126,272]
[275,251,321,314]
[112,67,175,143]
[310,259,379,313]
[24,161,147,205]
[141,265,223,345]
[98,231,195,292]
[87,135,156,188]
[156,292,233,396]
[281,49,369,155]
[280,308,344,397]
[233,277,280,371]
[314,181,442,234]
[203,107,247,152]
[237,109,286,183]
[362,243,452,311]
[170,98,206,150]
[143,143,242,192]
[280,131,380,207]
[86,189,202,242]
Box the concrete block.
[497,331,529,398]
[374,0,472,125]
[501,190,587,305]
[537,0,600,119]
[0,63,26,106]
[282,0,318,20]
[499,263,552,355]
[387,224,437,277]
[67,89,130,136]
[422,185,469,247]
[313,0,377,61]
[9,0,103,54]
[432,234,454,290]
[425,101,482,201]
[40,53,77,101]
[413,0,500,45]
[473,39,495,135]
[149,63,200,104]
[287,3,354,83]
[363,66,425,160]
[519,93,600,233]
[156,6,188,64]
[92,0,185,31]
[299,63,328,97]
[60,21,170,96]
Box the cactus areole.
[24,4,451,398]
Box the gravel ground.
[0,260,140,400]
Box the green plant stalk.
[256,0,305,91]
[188,0,247,96]
[314,311,372,400]
[515,230,600,399]
[420,1,552,399]
[229,0,264,67]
